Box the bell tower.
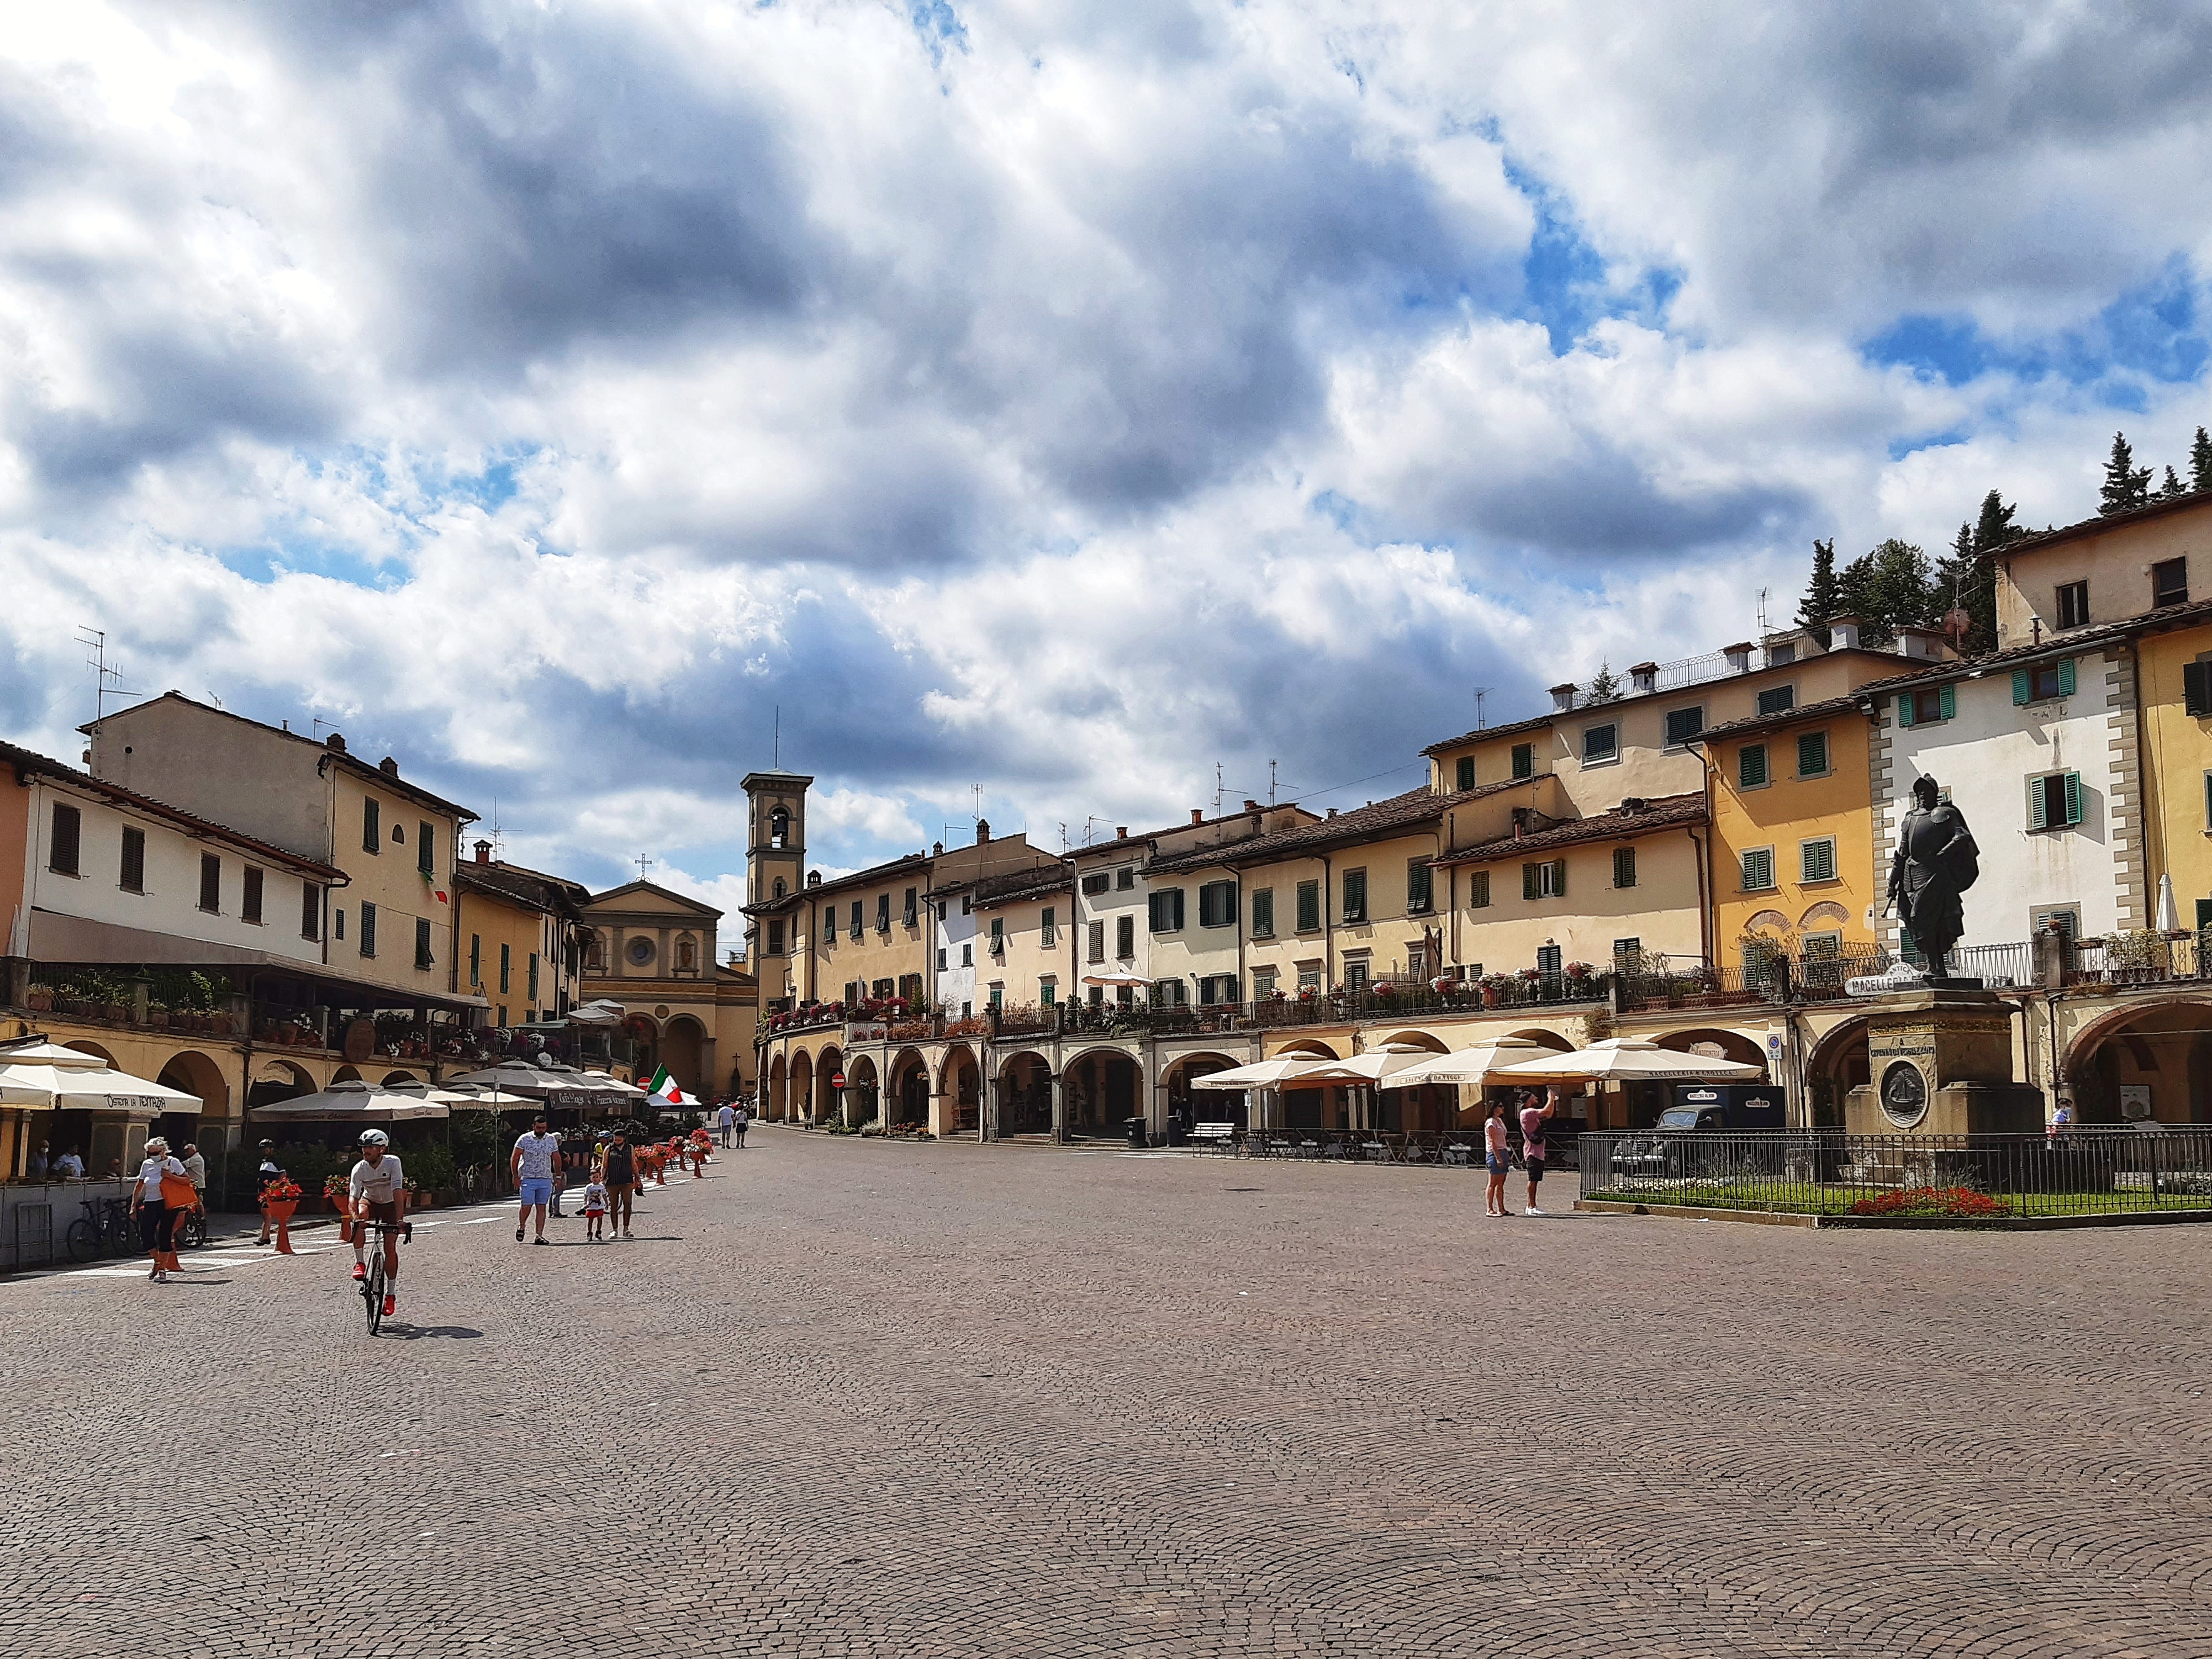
[742,769,811,1002]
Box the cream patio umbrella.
[0,1040,202,1116]
[1488,1037,1765,1083]
[247,1079,451,1124]
[442,1060,601,1111]
[1290,1044,1440,1086]
[1187,1054,1337,1134]
[1383,1035,1570,1088]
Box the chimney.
[1628,662,1659,695]
[1620,797,1646,815]
[976,818,991,843]
[325,733,346,753]
[1549,681,1578,712]
[1243,799,1260,812]
[1512,807,1529,837]
[1827,615,1863,652]
[379,756,399,776]
[1893,624,1957,663]
[473,839,492,864]
[1326,806,1338,819]
[1190,809,1205,825]
[1116,826,1128,839]
[1723,641,1755,674]
[932,840,944,855]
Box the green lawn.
[1581,1182,2207,1221]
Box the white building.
[1873,633,2144,959]
[930,884,978,1018]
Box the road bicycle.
[64,1197,136,1264]
[356,1218,412,1334]
[174,1207,208,1250]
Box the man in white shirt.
[716,1101,736,1148]
[54,1146,85,1179]
[511,1114,561,1245]
[181,1144,207,1213]
[349,1130,407,1318]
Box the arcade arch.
[1062,1046,1139,1138]
[995,1049,1053,1136]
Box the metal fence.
[1578,1128,2212,1219]
[1228,1128,1581,1171]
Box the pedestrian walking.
[512,1113,562,1245]
[733,1103,748,1148]
[716,1100,736,1148]
[181,1142,207,1235]
[549,1130,569,1220]
[1484,1098,1512,1217]
[2046,1098,2074,1149]
[602,1129,638,1239]
[1518,1089,1558,1217]
[133,1136,189,1281]
[255,1140,286,1245]
[581,1176,609,1241]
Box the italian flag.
[647,1065,685,1107]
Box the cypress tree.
[1796,537,1840,645]
[2161,465,2188,499]
[2099,432,2153,515]
[1836,538,1934,649]
[2192,426,2212,494]
[1971,489,2021,553]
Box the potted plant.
[25,982,52,1012]
[262,1175,304,1254]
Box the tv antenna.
[76,627,130,721]
[772,704,780,769]
[1214,762,1224,820]
[1474,687,1492,730]
[1756,587,1771,639]
[1269,759,1278,807]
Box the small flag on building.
[647,1065,685,1107]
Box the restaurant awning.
[249,1080,451,1123]
[0,1039,200,1117]
[1489,1038,1766,1083]
[443,1061,613,1110]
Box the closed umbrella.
[1490,1038,1764,1083]
[2157,873,2179,933]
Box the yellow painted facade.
[976,877,1073,1012]
[2135,618,2212,930]
[1439,811,1706,973]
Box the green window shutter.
[1742,849,1772,891]
[1802,839,1835,883]
[500,942,511,994]
[1469,870,1490,908]
[1296,881,1319,931]
[2012,668,2031,706]
[1512,744,1533,779]
[470,934,481,985]
[529,953,539,1001]
[1938,684,1956,720]
[2197,897,2212,932]
[2028,776,2048,831]
[1523,862,1539,902]
[2186,662,2211,717]
[1551,858,1567,897]
[1897,693,1916,728]
[1455,757,1475,791]
[2064,770,2083,826]
[1797,731,1828,776]
[418,822,434,875]
[2057,657,2077,698]
[1739,745,1767,788]
[1613,847,1635,888]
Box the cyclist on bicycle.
[349,1129,408,1319]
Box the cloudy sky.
[4,1,2209,915]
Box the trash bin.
[1165,1112,1188,1149]
[1125,1116,1148,1148]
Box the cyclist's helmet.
[359,1129,390,1148]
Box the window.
[1511,743,1534,780]
[1455,756,1476,791]
[119,826,145,893]
[2153,557,2188,608]
[1341,868,1368,922]
[766,920,784,956]
[988,986,1004,1011]
[1536,943,1562,976]
[1115,915,1134,958]
[2013,659,2076,705]
[1582,723,1618,764]
[242,865,264,924]
[360,901,377,957]
[843,980,859,1005]
[49,803,80,876]
[1612,847,1636,889]
[500,942,512,994]
[1080,871,1110,896]
[903,887,917,926]
[1344,959,1370,995]
[1297,967,1323,994]
[1522,858,1567,900]
[335,907,346,942]
[1664,706,1704,747]
[1151,978,1187,1007]
[416,821,434,875]
[1738,744,1769,789]
[1115,867,1135,890]
[1198,974,1237,1007]
[989,917,1005,954]
[1252,887,1275,937]
[1252,969,1277,1000]
[1041,906,1057,947]
[1740,848,1775,891]
[2031,906,2081,972]
[362,796,380,853]
[1406,859,1433,914]
[198,852,220,913]
[415,917,434,970]
[961,942,973,966]
[848,900,863,940]
[1296,879,1321,932]
[1467,869,1491,908]
[527,952,539,1002]
[899,974,923,1001]
[936,900,948,921]
[2198,898,2212,934]
[627,935,654,966]
[1086,921,1105,963]
[2187,661,2212,717]
[1199,880,1237,927]
[937,947,948,971]
[1757,685,1796,716]
[497,1005,508,1027]
[1896,685,1955,727]
[2029,770,2083,830]
[470,934,482,986]
[769,806,790,848]
[1613,937,1642,960]
[876,893,890,932]
[1801,837,1838,883]
[302,883,321,941]
[1148,887,1186,933]
[2056,580,2089,629]
[961,894,972,915]
[1797,731,1830,778]
[1040,982,1056,1008]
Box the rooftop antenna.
[1058,821,1069,853]
[973,783,984,830]
[77,627,129,721]
[1269,759,1278,807]
[1214,762,1224,820]
[1083,814,1102,846]
[1756,587,1771,638]
[312,716,330,739]
[489,797,505,858]
[1474,687,1492,730]
[772,704,780,769]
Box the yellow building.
[1697,694,1881,970]
[452,844,587,1028]
[578,881,743,1098]
[972,867,1074,1014]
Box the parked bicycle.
[64,1197,135,1264]
[173,1207,208,1250]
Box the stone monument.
[1846,775,2043,1137]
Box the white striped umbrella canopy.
[1489,1038,1764,1082]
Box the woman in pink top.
[1482,1099,1512,1217]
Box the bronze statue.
[1888,775,1980,978]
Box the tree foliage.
[1835,538,1938,649]
[1794,538,1840,645]
[2099,431,2153,516]
[2192,426,2212,495]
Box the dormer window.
[2056,580,2089,630]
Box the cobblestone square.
[2,1131,2207,1657]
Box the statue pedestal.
[1843,988,2044,1137]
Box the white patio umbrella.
[1378,1036,1567,1087]
[0,1043,200,1116]
[1081,972,1152,989]
[2157,872,2180,932]
[1187,1055,1337,1090]
[1291,1044,1439,1086]
[564,999,626,1026]
[1489,1037,1765,1083]
[444,1060,601,1108]
[249,1079,451,1123]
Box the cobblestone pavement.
[4,1130,2209,1658]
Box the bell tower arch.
[742,770,812,1003]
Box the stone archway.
[2062,997,2212,1124]
[1654,1028,1768,1074]
[789,1050,815,1123]
[888,1048,931,1128]
[768,1053,788,1119]
[662,1015,708,1097]
[848,1054,882,1125]
[994,1050,1053,1136]
[815,1044,844,1122]
[1062,1046,1141,1138]
[380,1070,418,1086]
[1804,1016,1873,1130]
[939,1044,980,1135]
[1162,1051,1242,1128]
[155,1049,230,1118]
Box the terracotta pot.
[262,1199,299,1255]
[26,995,50,1012]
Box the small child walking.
[582,1176,609,1241]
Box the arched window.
[769,807,790,849]
[772,877,786,900]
